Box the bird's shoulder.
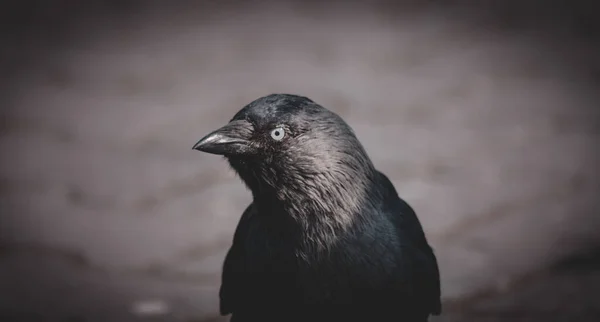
[375,170,442,316]
[220,203,293,316]
[375,170,426,242]
[231,203,257,243]
[219,203,256,315]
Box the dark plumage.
[193,94,441,322]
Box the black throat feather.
[227,139,383,261]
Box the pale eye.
[270,127,285,141]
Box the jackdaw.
[193,94,441,322]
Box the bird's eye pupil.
[270,127,285,141]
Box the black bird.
[193,94,441,322]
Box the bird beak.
[192,120,253,156]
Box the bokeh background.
[1,0,599,321]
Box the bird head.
[193,94,378,214]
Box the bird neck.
[251,164,382,253]
[228,149,383,252]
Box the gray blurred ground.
[439,247,600,322]
[1,1,600,321]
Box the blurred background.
[1,0,599,321]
